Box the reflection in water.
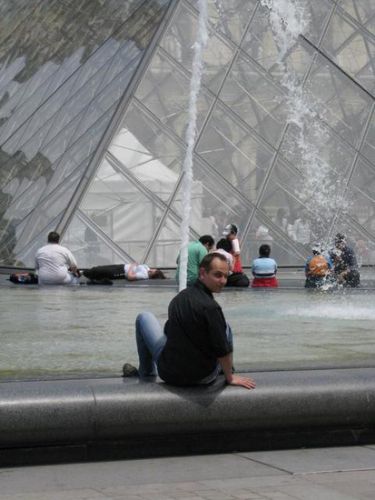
[1,284,375,380]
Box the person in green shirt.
[176,235,214,286]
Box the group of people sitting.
[9,227,359,290]
[175,224,278,289]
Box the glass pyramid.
[0,0,374,269]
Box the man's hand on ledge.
[227,374,256,390]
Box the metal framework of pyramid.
[0,0,374,269]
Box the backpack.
[226,272,249,287]
[307,255,329,277]
[9,272,39,284]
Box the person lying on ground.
[83,264,166,283]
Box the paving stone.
[0,489,107,500]
[240,447,375,474]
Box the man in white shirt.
[35,231,80,285]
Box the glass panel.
[220,54,288,146]
[43,109,114,199]
[136,49,213,140]
[306,0,335,45]
[243,214,306,267]
[305,53,372,149]
[0,214,27,266]
[187,0,258,44]
[362,110,375,165]
[171,160,254,245]
[109,102,183,201]
[258,158,334,244]
[148,213,193,269]
[196,103,274,204]
[0,0,149,140]
[0,74,79,146]
[79,159,167,264]
[322,11,375,93]
[241,2,320,81]
[331,212,375,267]
[349,157,375,207]
[280,120,356,181]
[0,148,56,221]
[10,218,60,269]
[338,0,375,28]
[12,169,82,255]
[64,213,129,269]
[161,2,235,93]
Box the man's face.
[199,257,229,293]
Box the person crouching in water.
[305,245,334,289]
[251,244,278,288]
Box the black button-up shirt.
[157,280,232,385]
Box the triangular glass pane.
[147,214,187,269]
[306,54,372,149]
[78,160,167,264]
[196,102,274,204]
[109,102,183,201]
[135,49,213,140]
[161,2,235,93]
[187,0,257,44]
[258,158,335,243]
[170,161,254,244]
[220,54,288,146]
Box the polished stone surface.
[1,368,375,465]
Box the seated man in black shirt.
[123,253,256,390]
[330,233,360,287]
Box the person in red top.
[222,223,243,273]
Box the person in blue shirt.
[251,244,278,288]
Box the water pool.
[1,282,375,380]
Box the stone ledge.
[1,368,375,465]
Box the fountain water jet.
[178,0,208,291]
[261,0,350,248]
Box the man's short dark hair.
[199,252,228,272]
[259,244,271,257]
[199,235,214,248]
[216,238,232,253]
[335,233,346,244]
[48,231,60,243]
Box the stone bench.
[1,368,375,466]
